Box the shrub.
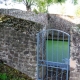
[75,5,80,16]
[0,73,7,80]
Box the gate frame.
[37,29,70,80]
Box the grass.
[0,63,33,80]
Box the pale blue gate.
[37,29,70,80]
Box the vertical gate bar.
[42,32,43,80]
[52,30,54,62]
[46,30,49,80]
[66,36,68,80]
[37,33,39,80]
[58,31,59,80]
[66,35,70,80]
[61,33,64,80]
[68,35,70,79]
[62,33,64,63]
[56,31,59,80]
[56,31,58,80]
[51,30,54,80]
[57,31,59,62]
[62,32,64,75]
[69,35,70,70]
[61,69,63,80]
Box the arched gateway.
[37,29,70,80]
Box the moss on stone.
[0,63,33,80]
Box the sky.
[0,0,78,16]
[0,0,26,11]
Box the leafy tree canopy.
[13,0,65,13]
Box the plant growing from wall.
[0,63,33,80]
[0,73,7,80]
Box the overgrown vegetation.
[13,0,65,13]
[75,5,80,17]
[0,15,11,22]
[0,63,33,80]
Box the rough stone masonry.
[0,9,80,80]
[0,16,44,79]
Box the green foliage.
[47,0,54,5]
[74,0,78,5]
[13,0,66,13]
[36,0,65,13]
[58,0,65,3]
[0,63,33,80]
[52,0,65,3]
[33,9,39,14]
[13,0,22,2]
[75,5,80,16]
[0,15,11,22]
[0,73,7,80]
[36,0,47,13]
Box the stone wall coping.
[0,9,48,26]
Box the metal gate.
[37,29,70,80]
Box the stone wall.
[0,15,44,79]
[47,14,80,80]
[47,14,76,33]
[69,27,80,80]
[0,9,80,80]
[0,9,48,26]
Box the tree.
[74,0,78,5]
[36,0,47,13]
[13,0,36,11]
[36,0,65,13]
[13,0,53,12]
[13,0,65,12]
[33,0,56,13]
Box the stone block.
[24,51,29,55]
